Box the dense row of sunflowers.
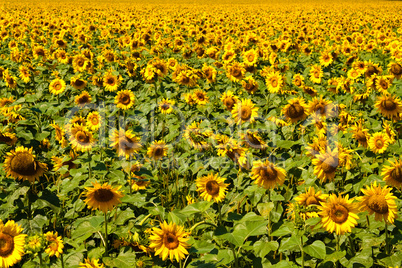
[1,0,402,267]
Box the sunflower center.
[75,80,84,87]
[390,166,402,182]
[391,64,402,75]
[0,233,14,256]
[77,59,85,67]
[196,93,205,101]
[259,166,278,181]
[247,54,254,62]
[271,79,278,88]
[154,146,164,157]
[314,104,326,115]
[94,188,114,202]
[288,103,304,118]
[355,132,367,143]
[107,77,116,85]
[321,157,337,174]
[54,82,62,90]
[224,98,235,110]
[91,117,99,125]
[76,131,90,143]
[10,152,37,176]
[380,80,389,90]
[240,107,252,120]
[0,134,13,143]
[367,195,388,214]
[78,95,89,104]
[330,204,349,224]
[120,95,130,105]
[294,79,301,86]
[375,138,384,148]
[206,180,220,195]
[381,100,397,111]
[161,103,170,110]
[232,69,241,78]
[163,232,179,250]
[306,196,319,206]
[121,137,135,150]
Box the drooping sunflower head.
[382,158,402,189]
[149,221,190,262]
[251,159,286,189]
[115,90,135,110]
[282,98,308,123]
[0,219,27,268]
[70,76,87,90]
[131,177,150,191]
[147,140,168,161]
[307,97,332,117]
[79,258,105,268]
[4,146,47,183]
[0,129,17,146]
[319,194,359,235]
[110,129,142,159]
[231,99,259,124]
[84,182,124,213]
[196,173,229,203]
[241,76,258,94]
[351,120,369,148]
[241,130,266,149]
[358,181,397,224]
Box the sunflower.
[51,152,77,177]
[4,146,47,183]
[72,54,88,73]
[282,98,308,123]
[75,91,92,107]
[196,173,229,202]
[241,130,266,149]
[292,73,305,88]
[265,71,284,93]
[312,147,339,183]
[86,111,102,131]
[388,62,402,79]
[79,258,105,268]
[319,194,359,235]
[103,72,122,92]
[44,231,64,258]
[225,62,246,82]
[147,140,168,160]
[202,64,217,83]
[231,99,258,124]
[184,121,212,150]
[0,129,17,146]
[18,65,30,83]
[84,182,124,213]
[115,90,135,110]
[241,76,259,94]
[351,120,370,148]
[295,187,328,219]
[0,220,26,268]
[307,97,332,117]
[368,132,390,154]
[358,182,397,224]
[220,90,239,111]
[69,124,95,152]
[49,78,66,95]
[110,129,142,159]
[309,64,323,84]
[305,134,327,158]
[70,76,87,90]
[131,178,150,191]
[159,98,175,114]
[192,89,209,105]
[382,158,402,189]
[251,159,286,189]
[242,49,258,66]
[374,94,402,120]
[375,76,392,93]
[149,221,190,262]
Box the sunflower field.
[1,0,402,267]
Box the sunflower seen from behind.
[251,159,286,189]
[319,194,359,235]
[196,173,229,203]
[84,181,124,213]
[358,182,397,224]
[4,146,47,183]
[0,220,26,268]
[149,221,190,262]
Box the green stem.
[385,221,390,255]
[218,202,222,226]
[336,234,340,268]
[230,244,239,268]
[39,252,43,266]
[88,152,92,180]
[104,212,109,257]
[268,189,272,241]
[61,252,64,268]
[348,235,355,255]
[300,234,304,268]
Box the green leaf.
[304,240,326,259]
[257,203,274,218]
[180,201,213,216]
[254,240,279,258]
[103,251,137,268]
[279,236,301,252]
[324,251,346,263]
[271,226,292,237]
[115,210,135,225]
[168,210,187,224]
